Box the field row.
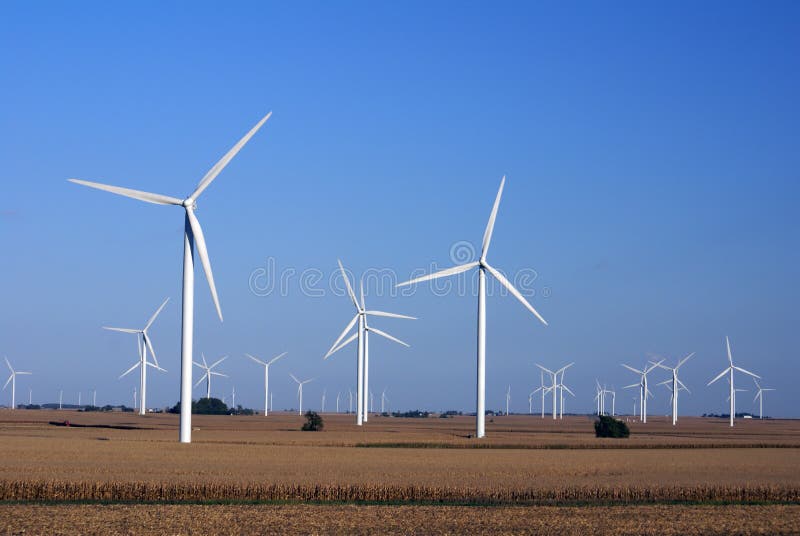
[2,504,799,535]
[1,480,798,505]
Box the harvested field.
[2,504,799,535]
[1,410,798,533]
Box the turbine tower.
[653,352,694,425]
[397,177,547,438]
[108,298,170,415]
[3,357,31,410]
[245,352,287,416]
[69,111,272,443]
[380,387,389,414]
[321,389,327,413]
[707,337,759,427]
[325,261,415,425]
[193,354,228,399]
[752,378,775,420]
[622,359,663,423]
[505,385,511,416]
[290,374,314,415]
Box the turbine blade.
[535,364,554,375]
[337,260,359,310]
[483,263,548,326]
[733,366,760,379]
[324,314,359,359]
[103,327,140,334]
[753,391,760,403]
[289,373,300,384]
[68,179,183,205]
[267,352,288,366]
[726,336,733,364]
[707,367,731,386]
[186,207,223,321]
[210,356,228,369]
[3,375,12,390]
[194,373,208,388]
[563,385,575,396]
[360,279,366,311]
[365,311,417,320]
[396,262,479,287]
[144,297,170,330]
[676,378,690,393]
[481,176,505,260]
[4,357,12,373]
[119,362,141,379]
[621,364,643,375]
[368,326,409,347]
[677,352,695,369]
[190,111,272,200]
[143,332,159,368]
[16,371,32,375]
[327,332,358,358]
[211,372,228,378]
[245,353,267,366]
[147,362,167,373]
[623,383,639,389]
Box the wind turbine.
[594,380,604,415]
[325,262,415,426]
[4,357,31,410]
[707,337,759,427]
[321,389,327,413]
[653,352,694,425]
[752,379,775,420]
[505,385,511,416]
[603,386,615,417]
[336,391,341,413]
[621,359,663,423]
[59,390,63,410]
[381,387,389,414]
[105,298,169,415]
[398,177,547,438]
[69,111,272,443]
[230,386,236,410]
[369,391,374,414]
[245,352,287,416]
[556,363,575,419]
[532,370,550,419]
[348,389,353,414]
[193,354,228,399]
[290,374,314,415]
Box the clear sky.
[1,1,798,417]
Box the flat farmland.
[1,410,798,534]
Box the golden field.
[1,410,798,534]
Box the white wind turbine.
[321,389,327,413]
[290,374,314,415]
[325,261,415,426]
[397,177,547,438]
[245,352,287,416]
[380,387,389,414]
[107,298,169,416]
[594,381,603,415]
[193,354,228,399]
[753,379,775,420]
[505,385,511,416]
[348,389,353,414]
[603,386,615,417]
[622,359,663,423]
[4,357,31,410]
[69,112,272,443]
[653,352,694,425]
[707,337,759,427]
[557,363,575,419]
[536,363,572,420]
[336,391,341,413]
[531,370,550,419]
[370,391,374,414]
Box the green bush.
[301,411,324,431]
[594,415,630,438]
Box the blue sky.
[1,1,798,416]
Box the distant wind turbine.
[4,357,31,410]
[290,374,314,415]
[397,177,548,438]
[245,352,287,416]
[193,354,228,399]
[105,298,169,415]
[622,359,663,423]
[321,389,327,413]
[380,387,389,414]
[752,378,775,420]
[326,261,415,425]
[505,385,511,416]
[653,352,694,425]
[707,337,759,427]
[69,111,272,443]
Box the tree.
[594,415,630,438]
[168,398,229,415]
[301,411,324,431]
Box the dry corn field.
[1,410,799,534]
